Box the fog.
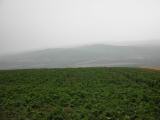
[1,0,160,55]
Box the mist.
[1,0,160,55]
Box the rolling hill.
[0,44,160,69]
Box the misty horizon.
[0,44,160,69]
[1,0,160,55]
[1,1,160,120]
[0,40,160,56]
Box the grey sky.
[0,0,160,55]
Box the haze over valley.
[0,43,160,69]
[1,0,160,69]
[1,1,160,119]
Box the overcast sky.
[0,0,160,55]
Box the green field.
[0,67,160,120]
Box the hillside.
[0,44,160,69]
[0,67,160,120]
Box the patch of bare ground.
[141,66,160,71]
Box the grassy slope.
[0,67,160,120]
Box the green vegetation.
[0,67,160,120]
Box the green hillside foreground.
[0,68,160,120]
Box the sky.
[0,0,160,55]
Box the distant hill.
[0,44,160,69]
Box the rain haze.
[1,0,160,55]
[1,1,160,119]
